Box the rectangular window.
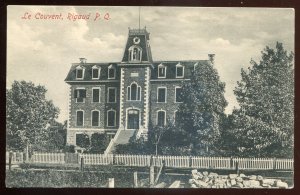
[175,87,183,103]
[76,69,83,79]
[74,89,86,103]
[108,88,116,103]
[76,111,84,126]
[92,111,99,126]
[157,88,166,103]
[92,88,100,103]
[158,67,166,78]
[92,69,99,79]
[157,111,166,126]
[107,110,116,127]
[176,66,184,78]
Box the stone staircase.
[104,130,136,154]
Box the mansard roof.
[151,60,211,79]
[65,60,211,83]
[65,63,119,82]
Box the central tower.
[118,27,153,137]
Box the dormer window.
[76,66,84,79]
[176,63,184,78]
[108,65,116,79]
[158,64,166,78]
[128,45,142,62]
[92,65,101,79]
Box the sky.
[7,6,294,122]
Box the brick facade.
[65,27,213,146]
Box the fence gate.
[65,153,79,164]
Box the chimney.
[79,58,87,64]
[208,54,215,65]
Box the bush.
[89,133,110,153]
[63,145,75,153]
[76,134,90,149]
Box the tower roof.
[121,27,153,63]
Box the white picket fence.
[274,158,294,170]
[30,152,65,164]
[191,157,231,169]
[79,153,113,165]
[114,154,151,167]
[233,157,273,170]
[6,152,24,164]
[5,151,294,170]
[153,155,190,168]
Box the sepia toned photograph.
[6,6,294,188]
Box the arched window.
[76,110,84,126]
[127,82,141,101]
[157,110,166,126]
[91,110,100,127]
[107,109,116,127]
[128,45,142,62]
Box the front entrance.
[127,109,139,129]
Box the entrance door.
[127,109,139,129]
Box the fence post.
[162,160,166,175]
[8,152,12,170]
[80,157,84,172]
[235,161,239,175]
[108,178,114,188]
[25,142,29,162]
[230,157,233,169]
[149,155,154,187]
[273,157,276,170]
[112,154,115,165]
[133,171,138,188]
[189,156,192,167]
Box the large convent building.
[65,27,215,152]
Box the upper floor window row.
[75,65,116,80]
[157,63,185,79]
[73,87,117,103]
[156,86,183,103]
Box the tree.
[6,81,60,151]
[231,42,294,157]
[147,122,167,156]
[44,120,67,152]
[177,62,228,155]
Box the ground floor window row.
[76,109,182,128]
[76,109,116,127]
[75,132,115,148]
